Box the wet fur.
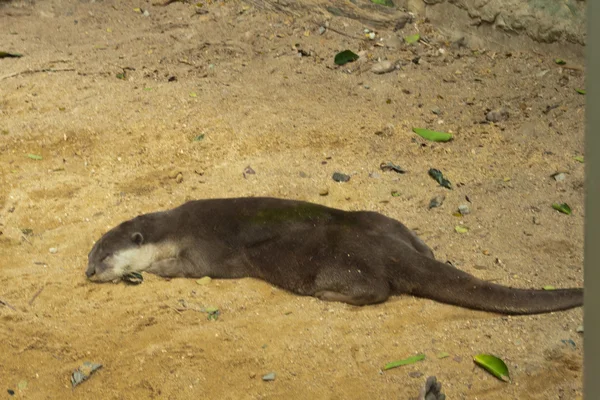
[87,197,583,315]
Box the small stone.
[431,107,441,115]
[143,9,150,17]
[49,247,58,254]
[332,172,350,183]
[319,188,329,196]
[175,172,184,183]
[409,371,424,378]
[369,172,381,179]
[576,325,584,333]
[458,204,471,215]
[371,61,395,74]
[262,372,276,381]
[386,35,403,49]
[553,172,566,182]
[374,124,395,137]
[532,216,541,225]
[298,171,307,178]
[368,32,376,40]
[486,108,509,122]
[249,372,257,379]
[318,26,326,35]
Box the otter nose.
[85,265,96,278]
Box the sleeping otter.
[86,197,583,315]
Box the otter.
[86,197,583,315]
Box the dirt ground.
[0,0,586,399]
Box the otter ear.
[131,232,144,245]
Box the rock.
[49,247,58,254]
[262,372,276,381]
[431,107,441,115]
[319,188,329,196]
[486,108,509,122]
[385,35,403,49]
[332,172,350,182]
[553,172,566,182]
[318,26,326,35]
[175,172,184,183]
[394,13,411,31]
[458,204,471,215]
[371,61,395,74]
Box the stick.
[28,286,45,306]
[0,299,17,311]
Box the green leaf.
[575,88,586,95]
[554,58,567,65]
[189,92,198,98]
[116,73,125,80]
[552,203,572,215]
[383,354,425,370]
[412,128,453,142]
[334,50,359,66]
[391,190,401,197]
[473,354,510,382]
[196,276,212,285]
[404,34,420,45]
[437,352,450,359]
[27,154,42,160]
[0,51,23,58]
[542,285,556,291]
[370,0,395,6]
[454,225,469,234]
[574,155,584,163]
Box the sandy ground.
[0,0,585,399]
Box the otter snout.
[85,264,96,278]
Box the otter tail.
[392,252,583,315]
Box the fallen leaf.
[334,50,359,66]
[384,354,425,370]
[555,58,567,65]
[404,34,420,45]
[454,225,469,234]
[575,88,586,95]
[473,354,510,382]
[189,92,198,98]
[428,168,452,189]
[193,134,205,141]
[412,128,452,142]
[196,276,212,285]
[552,203,572,215]
[542,285,556,290]
[370,0,394,6]
[574,155,584,163]
[380,162,406,174]
[437,352,450,359]
[0,51,23,58]
[27,154,42,160]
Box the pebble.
[409,371,424,378]
[486,108,509,122]
[371,61,395,74]
[576,325,584,333]
[49,247,58,254]
[175,172,184,183]
[143,9,150,17]
[458,204,471,215]
[318,26,326,35]
[262,372,276,381]
[553,172,566,182]
[319,188,329,196]
[332,172,350,183]
[431,107,441,115]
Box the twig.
[1,68,76,81]
[28,286,45,306]
[0,299,17,311]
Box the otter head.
[86,219,153,282]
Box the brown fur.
[87,197,583,315]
